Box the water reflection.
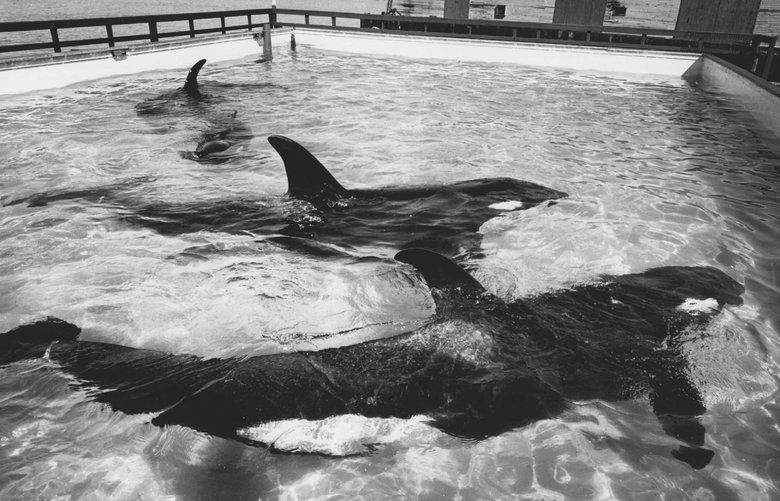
[0,50,779,498]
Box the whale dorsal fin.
[395,249,486,296]
[0,317,81,364]
[267,135,349,200]
[183,59,207,94]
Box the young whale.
[5,136,567,258]
[134,59,208,115]
[1,250,743,468]
[180,111,254,162]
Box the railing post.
[50,24,61,53]
[305,14,310,25]
[331,16,336,27]
[247,14,252,31]
[220,16,226,34]
[270,0,277,28]
[763,37,777,80]
[105,24,115,48]
[641,33,647,45]
[512,28,517,40]
[148,21,158,42]
[188,18,195,38]
[586,30,591,42]
[750,36,760,72]
[262,23,273,60]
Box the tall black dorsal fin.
[267,135,348,199]
[395,249,486,295]
[183,59,207,93]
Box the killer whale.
[180,111,254,162]
[1,251,742,468]
[133,136,567,257]
[134,59,208,115]
[5,136,567,258]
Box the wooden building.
[391,0,767,33]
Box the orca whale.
[180,111,254,162]
[5,136,566,258]
[134,135,566,257]
[0,250,742,468]
[134,59,208,115]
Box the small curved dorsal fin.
[395,249,486,294]
[267,135,348,199]
[183,59,207,93]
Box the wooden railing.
[0,9,273,54]
[272,9,778,80]
[0,8,776,80]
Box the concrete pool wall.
[291,28,702,78]
[683,54,780,136]
[1,26,778,137]
[0,29,291,96]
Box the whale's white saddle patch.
[489,200,524,211]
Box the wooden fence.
[0,8,775,79]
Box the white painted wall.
[0,30,291,96]
[684,55,780,136]
[291,28,701,77]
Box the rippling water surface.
[0,49,779,499]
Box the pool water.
[0,49,779,499]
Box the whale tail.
[267,135,349,200]
[0,317,80,365]
[183,59,207,94]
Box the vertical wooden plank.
[148,21,158,42]
[444,0,469,19]
[262,23,273,60]
[247,14,252,31]
[675,0,761,34]
[331,16,337,27]
[305,14,310,25]
[763,37,777,79]
[188,18,195,38]
[553,0,607,26]
[105,24,115,47]
[50,25,61,53]
[220,17,226,34]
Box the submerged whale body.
[180,111,254,162]
[1,251,743,468]
[134,59,208,115]
[5,136,567,258]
